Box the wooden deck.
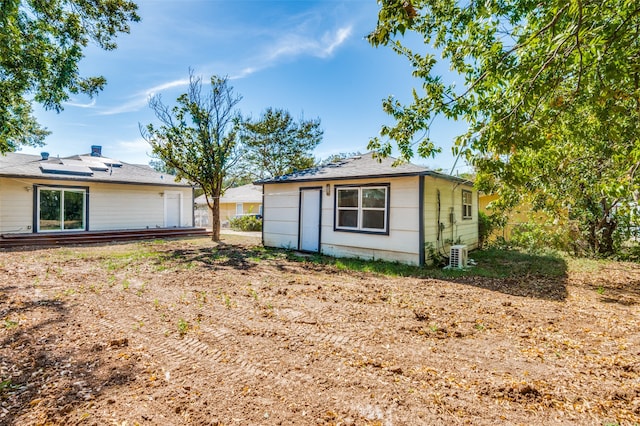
[0,228,212,249]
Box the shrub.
[229,215,262,232]
[508,221,571,254]
[478,211,496,249]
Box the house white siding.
[0,177,193,234]
[323,176,421,264]
[89,184,192,230]
[0,178,34,233]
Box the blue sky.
[23,0,469,174]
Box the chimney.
[40,152,49,160]
[91,145,102,157]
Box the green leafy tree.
[149,158,177,175]
[480,98,640,256]
[318,151,362,166]
[239,108,322,179]
[141,71,243,241]
[0,0,140,153]
[367,0,640,256]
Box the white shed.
[258,153,477,266]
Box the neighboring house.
[480,193,555,241]
[0,147,194,235]
[194,184,262,228]
[257,153,478,265]
[480,193,640,243]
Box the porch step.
[0,228,211,249]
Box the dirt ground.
[1,236,639,425]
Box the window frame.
[36,185,89,232]
[334,183,390,235]
[462,189,473,220]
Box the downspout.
[419,175,425,265]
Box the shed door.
[165,191,182,227]
[299,188,321,252]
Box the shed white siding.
[322,176,421,264]
[263,176,422,265]
[422,176,478,259]
[262,182,300,249]
[0,177,193,234]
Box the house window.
[462,190,473,220]
[38,187,87,231]
[335,185,389,233]
[235,203,243,216]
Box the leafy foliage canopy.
[0,0,140,152]
[368,0,640,255]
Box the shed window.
[335,185,388,233]
[462,190,473,220]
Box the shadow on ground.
[159,243,571,302]
[448,249,569,301]
[154,242,280,271]
[0,288,141,425]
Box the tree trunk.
[587,216,617,257]
[210,199,221,241]
[597,219,617,256]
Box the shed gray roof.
[195,184,262,205]
[0,152,191,187]
[256,152,472,185]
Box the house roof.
[0,152,191,187]
[255,152,473,185]
[195,183,262,205]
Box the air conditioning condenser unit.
[449,245,468,268]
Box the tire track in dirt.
[91,315,290,388]
[208,300,371,354]
[201,301,362,348]
[74,268,443,413]
[81,291,424,422]
[86,299,362,392]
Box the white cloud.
[231,66,257,80]
[144,79,191,96]
[112,137,154,164]
[232,25,353,79]
[64,98,97,108]
[321,27,352,57]
[269,25,353,60]
[98,78,190,116]
[99,23,353,108]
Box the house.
[257,153,478,265]
[480,193,557,241]
[0,147,194,236]
[194,184,263,228]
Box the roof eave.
[258,170,474,186]
[0,173,193,187]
